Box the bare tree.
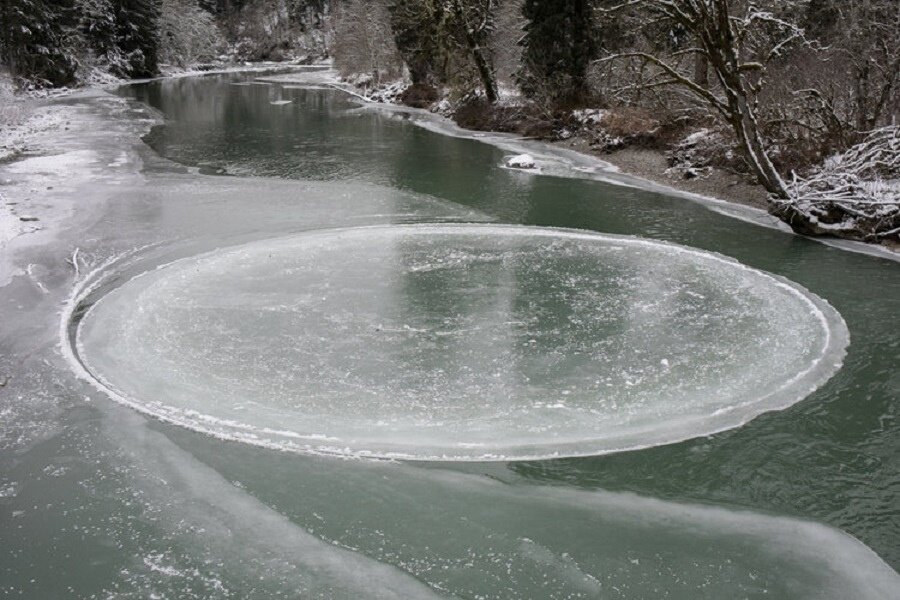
[330,0,402,83]
[449,0,498,102]
[597,0,812,200]
[593,0,899,240]
[809,0,899,134]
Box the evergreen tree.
[113,0,159,78]
[0,0,79,87]
[388,0,444,85]
[78,0,160,78]
[518,0,595,106]
[79,0,121,70]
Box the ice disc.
[74,224,849,460]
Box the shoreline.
[267,69,900,262]
[2,65,898,264]
[559,140,770,211]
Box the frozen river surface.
[75,224,847,460]
[1,71,898,598]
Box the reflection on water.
[0,71,896,598]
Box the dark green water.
[0,72,896,599]
[127,74,900,566]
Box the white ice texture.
[507,154,537,169]
[75,224,848,460]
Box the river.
[0,69,897,598]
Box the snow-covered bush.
[572,107,660,152]
[773,127,900,241]
[665,128,745,179]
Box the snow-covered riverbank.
[263,68,899,262]
[0,62,314,254]
[3,65,897,268]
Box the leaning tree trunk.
[465,31,498,103]
[701,1,788,200]
[451,0,498,103]
[698,1,822,233]
[728,92,789,199]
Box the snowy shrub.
[773,127,900,241]
[666,128,742,179]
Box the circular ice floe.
[72,224,848,460]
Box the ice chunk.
[72,224,848,460]
[506,154,536,169]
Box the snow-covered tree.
[518,0,595,106]
[799,0,900,136]
[113,0,160,77]
[330,0,402,84]
[388,0,498,101]
[78,0,160,78]
[597,0,813,200]
[157,0,224,68]
[596,0,899,240]
[0,0,79,87]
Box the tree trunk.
[568,0,593,104]
[469,40,499,102]
[704,0,788,198]
[451,0,498,103]
[693,51,708,86]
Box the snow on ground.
[156,60,325,81]
[496,83,526,106]
[0,90,156,286]
[572,108,608,126]
[0,102,77,248]
[0,108,70,162]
